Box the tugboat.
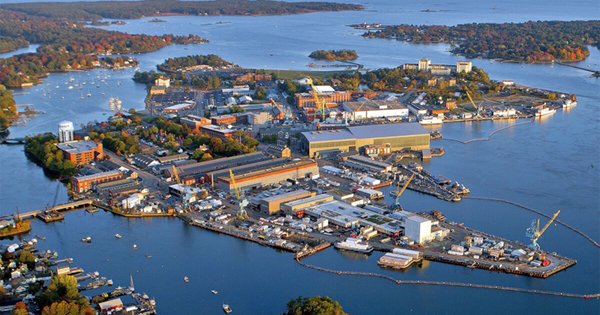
[222,304,232,314]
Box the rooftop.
[73,170,121,181]
[56,140,100,154]
[262,189,312,203]
[302,123,428,142]
[343,100,407,111]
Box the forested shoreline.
[362,20,600,63]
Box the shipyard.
[0,3,598,310]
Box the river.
[0,0,599,313]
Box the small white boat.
[115,233,122,239]
[223,304,232,314]
[184,276,189,283]
[211,290,218,295]
[81,236,92,243]
[132,244,138,249]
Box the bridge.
[555,61,600,77]
[14,199,94,219]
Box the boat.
[419,116,443,125]
[115,233,122,239]
[81,236,92,243]
[211,290,219,295]
[535,107,556,117]
[132,244,138,249]
[67,86,74,90]
[223,304,232,314]
[334,237,374,254]
[563,99,577,108]
[184,276,189,283]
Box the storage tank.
[58,120,74,143]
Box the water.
[1,1,599,313]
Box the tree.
[41,301,95,315]
[285,296,347,315]
[36,275,90,310]
[11,302,28,315]
[18,250,36,269]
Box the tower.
[58,120,74,143]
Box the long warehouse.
[300,123,430,158]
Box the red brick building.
[56,140,103,165]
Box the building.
[456,61,472,73]
[154,76,170,88]
[216,159,319,192]
[342,100,408,121]
[404,215,432,244]
[162,101,196,114]
[418,58,431,71]
[99,298,124,315]
[58,120,74,143]
[281,194,335,216]
[295,89,352,108]
[170,152,270,182]
[260,189,315,215]
[56,140,103,165]
[301,123,430,158]
[156,153,189,165]
[235,73,272,83]
[200,124,236,140]
[266,145,291,158]
[342,155,393,173]
[132,154,160,169]
[72,170,124,193]
[211,114,238,126]
[181,115,211,132]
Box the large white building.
[404,215,432,244]
[342,100,409,121]
[58,120,74,143]
[456,61,473,73]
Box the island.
[156,54,237,73]
[309,49,358,61]
[360,20,600,63]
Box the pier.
[14,199,94,219]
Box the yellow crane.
[229,169,247,217]
[527,210,560,251]
[461,84,480,117]
[171,165,182,185]
[394,173,414,209]
[307,77,326,122]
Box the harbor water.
[1,0,599,313]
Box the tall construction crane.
[461,84,480,118]
[393,173,414,210]
[307,77,326,122]
[171,165,190,211]
[229,169,248,217]
[526,210,560,251]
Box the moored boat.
[334,237,373,254]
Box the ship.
[223,304,232,314]
[562,99,577,108]
[535,107,556,117]
[334,237,374,254]
[419,116,443,125]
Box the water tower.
[58,120,74,143]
